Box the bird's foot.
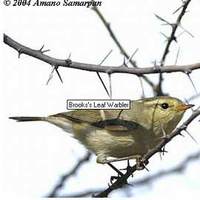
[136,158,149,171]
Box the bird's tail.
[9,116,44,122]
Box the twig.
[3,34,200,76]
[91,3,155,89]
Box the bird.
[9,96,194,164]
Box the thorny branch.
[59,150,200,197]
[157,0,192,95]
[47,152,91,197]
[3,34,200,76]
[91,3,156,91]
[94,109,200,197]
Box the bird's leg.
[120,160,132,172]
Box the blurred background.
[1,0,200,198]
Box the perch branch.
[59,150,200,197]
[94,108,200,197]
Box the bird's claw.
[136,159,149,171]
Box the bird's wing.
[52,110,141,131]
[91,118,140,131]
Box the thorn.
[175,46,180,65]
[154,14,171,26]
[152,60,157,67]
[184,129,198,144]
[40,45,44,51]
[123,56,128,67]
[179,132,185,137]
[160,32,169,40]
[46,65,56,85]
[96,72,110,97]
[18,48,22,58]
[177,31,186,38]
[126,48,139,66]
[42,49,50,53]
[186,73,198,94]
[173,5,184,14]
[39,45,50,54]
[68,52,71,59]
[55,67,63,83]
[108,73,112,99]
[96,50,112,98]
[179,24,194,38]
[99,49,113,65]
[139,77,145,98]
[143,165,149,172]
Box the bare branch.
[3,34,200,76]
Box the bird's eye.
[161,103,169,109]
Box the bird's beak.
[176,103,194,111]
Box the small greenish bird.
[10,96,193,164]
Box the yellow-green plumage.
[10,96,193,164]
